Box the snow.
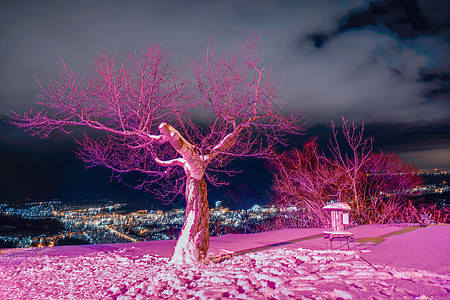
[1,224,449,299]
[171,209,197,264]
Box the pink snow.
[1,224,449,299]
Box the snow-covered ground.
[1,224,449,299]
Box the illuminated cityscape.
[412,184,450,194]
[0,200,279,249]
[417,169,450,176]
[1,172,448,249]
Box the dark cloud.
[336,0,433,39]
[294,0,449,127]
[289,119,450,169]
[302,119,450,153]
[399,148,450,169]
[366,121,450,152]
[308,0,450,47]
[0,0,362,114]
[0,0,449,204]
[3,0,447,125]
[311,0,450,110]
[420,72,450,100]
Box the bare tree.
[269,138,344,227]
[329,117,373,221]
[271,118,423,226]
[361,151,423,224]
[10,33,304,263]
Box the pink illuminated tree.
[270,118,422,226]
[361,151,422,224]
[269,138,345,227]
[329,118,373,220]
[11,34,304,263]
[329,119,422,223]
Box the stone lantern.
[322,202,355,249]
[322,202,351,231]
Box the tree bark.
[170,175,210,264]
[157,122,211,264]
[155,123,212,263]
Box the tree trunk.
[157,122,210,264]
[170,175,210,264]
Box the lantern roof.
[322,202,351,211]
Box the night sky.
[0,0,449,207]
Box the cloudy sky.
[0,0,449,205]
